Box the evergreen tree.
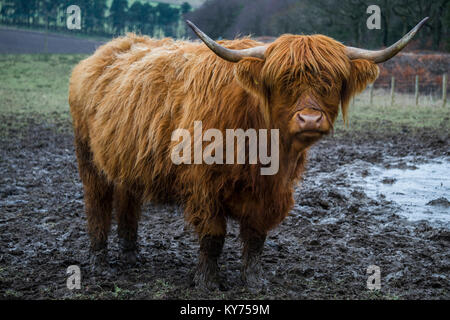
[141,3,157,35]
[156,2,180,37]
[92,0,108,34]
[128,2,143,33]
[181,2,192,15]
[109,0,128,35]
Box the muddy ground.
[0,114,449,300]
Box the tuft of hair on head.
[262,35,350,95]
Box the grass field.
[0,54,84,116]
[0,54,448,134]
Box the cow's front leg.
[193,234,225,291]
[240,225,268,292]
[192,216,227,291]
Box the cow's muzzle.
[294,108,328,137]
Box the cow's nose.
[297,110,323,131]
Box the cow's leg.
[114,184,142,265]
[74,136,113,270]
[192,215,227,291]
[239,223,268,292]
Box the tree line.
[186,0,450,51]
[0,0,192,38]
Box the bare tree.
[393,0,449,50]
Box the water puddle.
[359,158,450,227]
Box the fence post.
[415,75,419,106]
[443,74,447,108]
[369,84,374,106]
[390,76,395,107]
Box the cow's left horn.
[345,17,429,63]
[186,20,267,62]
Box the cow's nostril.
[297,113,306,123]
[316,113,323,123]
[297,112,323,126]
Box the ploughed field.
[0,55,449,299]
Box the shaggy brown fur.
[69,32,378,288]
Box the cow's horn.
[186,20,267,62]
[345,17,429,63]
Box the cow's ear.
[234,57,270,124]
[234,57,266,98]
[341,59,379,122]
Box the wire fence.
[360,74,448,107]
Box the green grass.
[0,54,448,135]
[336,102,450,135]
[0,54,86,117]
[337,89,450,133]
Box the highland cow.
[69,18,428,291]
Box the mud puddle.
[360,158,450,228]
[308,156,450,228]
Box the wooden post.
[369,84,374,106]
[415,75,419,106]
[443,74,447,107]
[390,76,395,107]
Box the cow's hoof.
[192,265,227,291]
[193,275,227,291]
[242,268,268,293]
[120,249,138,265]
[244,276,268,293]
[119,239,138,265]
[89,249,109,274]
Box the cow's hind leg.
[74,135,114,270]
[114,184,142,265]
[239,223,268,292]
[192,215,227,291]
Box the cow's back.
[69,34,187,195]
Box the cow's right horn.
[186,20,267,62]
